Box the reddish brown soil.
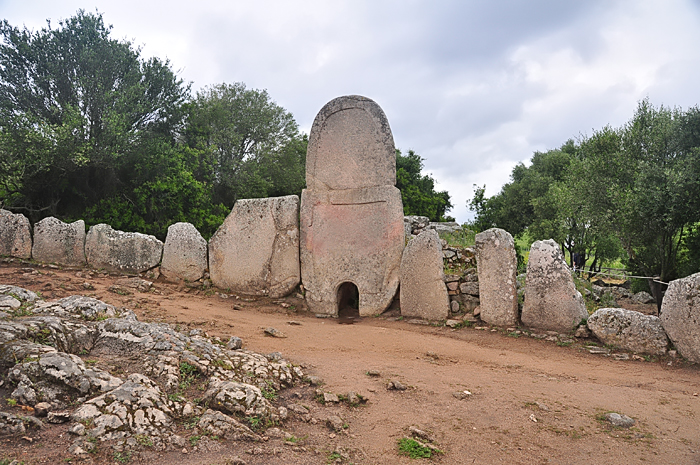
[1,261,699,465]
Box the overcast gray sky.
[3,0,700,223]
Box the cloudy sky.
[3,0,700,223]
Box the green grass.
[441,227,476,248]
[398,437,442,459]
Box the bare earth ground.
[1,261,699,465]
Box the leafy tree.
[187,82,304,207]
[396,149,453,221]
[578,100,700,284]
[0,10,189,223]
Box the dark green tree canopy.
[396,149,453,222]
[469,99,700,290]
[186,82,306,206]
[0,10,188,222]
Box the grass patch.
[398,437,442,459]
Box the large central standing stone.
[300,96,405,316]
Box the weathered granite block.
[522,239,587,332]
[475,228,518,326]
[85,224,163,273]
[400,230,450,320]
[32,217,86,266]
[0,209,32,259]
[660,272,700,362]
[209,195,299,298]
[161,222,207,282]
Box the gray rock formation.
[660,272,700,362]
[587,308,668,355]
[0,284,303,448]
[522,239,588,332]
[85,224,163,273]
[160,222,207,282]
[209,195,300,298]
[400,230,450,320]
[300,96,404,316]
[474,228,518,326]
[0,209,32,259]
[31,217,86,266]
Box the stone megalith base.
[0,209,32,259]
[300,187,404,316]
[399,230,450,320]
[474,228,518,326]
[32,217,86,266]
[85,224,163,274]
[587,308,668,355]
[160,222,207,282]
[209,195,300,298]
[660,272,700,362]
[522,239,587,332]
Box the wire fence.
[570,266,669,286]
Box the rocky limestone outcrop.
[522,239,588,332]
[209,195,300,298]
[587,308,669,355]
[400,230,450,320]
[0,209,32,259]
[0,284,303,451]
[660,272,700,362]
[85,224,163,273]
[474,228,518,326]
[160,222,208,282]
[31,217,86,266]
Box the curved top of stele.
[306,95,396,191]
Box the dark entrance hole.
[337,282,360,323]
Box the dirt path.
[1,262,699,464]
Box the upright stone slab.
[85,224,163,274]
[474,228,518,326]
[300,96,405,316]
[660,272,700,362]
[522,239,587,332]
[209,195,300,298]
[0,209,32,259]
[32,217,86,266]
[161,222,207,282]
[400,230,450,320]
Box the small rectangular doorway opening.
[337,281,360,323]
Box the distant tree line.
[0,11,452,240]
[469,98,700,290]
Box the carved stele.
[300,96,404,316]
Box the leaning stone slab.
[160,222,207,282]
[85,224,163,273]
[400,230,450,320]
[0,209,32,259]
[587,308,668,355]
[522,239,588,332]
[209,195,300,298]
[474,228,518,326]
[300,96,404,316]
[660,272,700,362]
[31,217,86,266]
